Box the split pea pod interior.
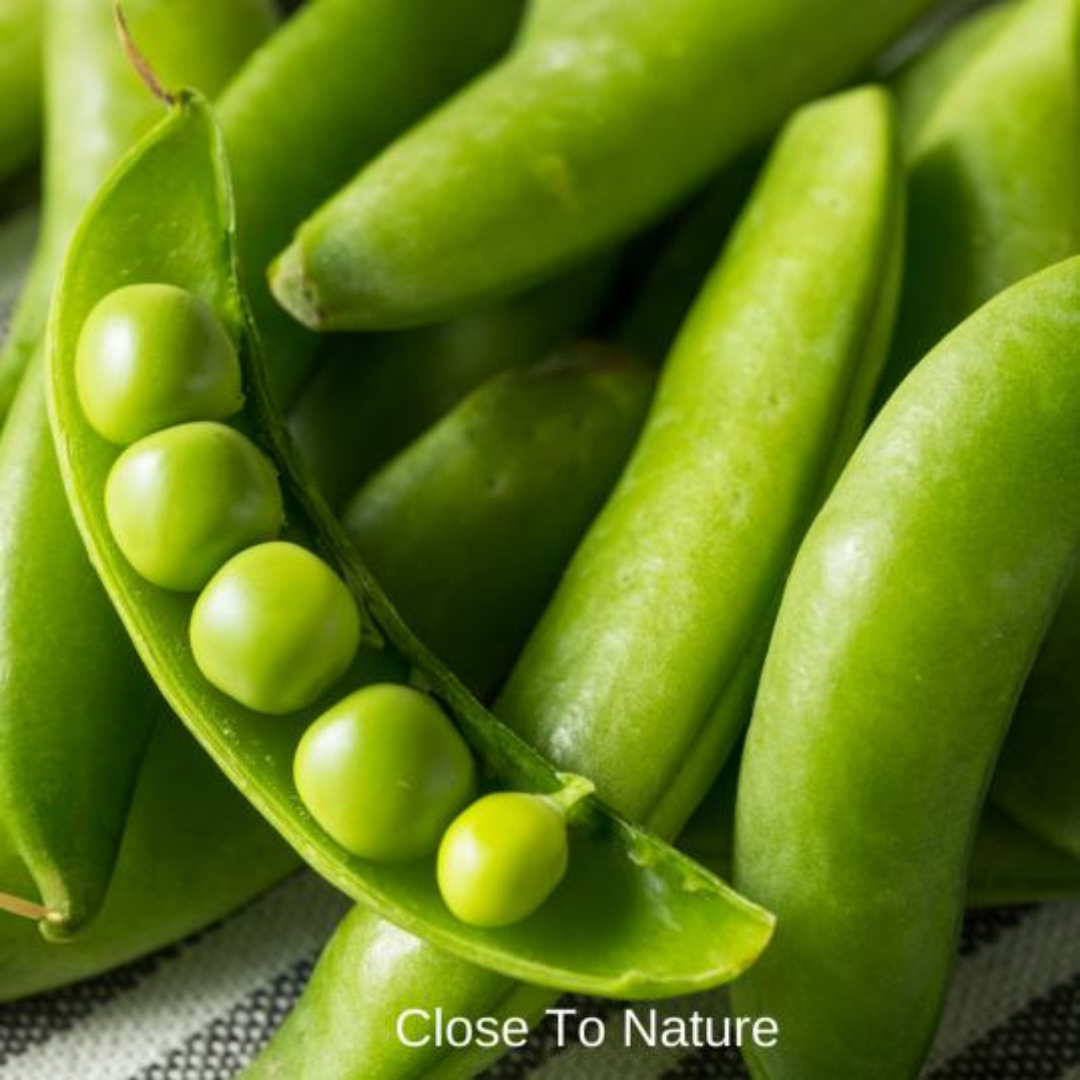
[46,92,773,997]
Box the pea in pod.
[731,257,1080,1080]
[251,83,903,1080]
[0,0,274,940]
[270,0,934,330]
[47,92,772,997]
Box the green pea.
[105,422,283,592]
[76,283,242,445]
[190,541,360,715]
[294,684,475,862]
[437,792,568,928]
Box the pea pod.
[0,0,524,939]
[48,93,772,997]
[0,0,43,184]
[251,84,903,1080]
[345,347,650,698]
[0,0,273,940]
[0,337,647,1000]
[289,261,617,509]
[731,257,1080,1080]
[270,0,934,330]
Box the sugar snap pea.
[270,0,934,330]
[48,92,772,997]
[0,0,43,185]
[0,0,273,939]
[344,349,651,698]
[731,257,1080,1080]
[251,83,903,1080]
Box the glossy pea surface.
[190,541,360,715]
[76,283,242,445]
[294,684,475,862]
[437,792,569,927]
[105,421,283,592]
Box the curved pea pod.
[250,84,903,1080]
[731,257,1080,1080]
[500,85,902,822]
[218,0,526,403]
[0,0,273,941]
[48,93,772,998]
[288,260,617,509]
[0,0,42,185]
[270,0,932,331]
[879,0,1080,398]
[344,347,651,699]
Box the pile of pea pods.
[1,0,1079,1076]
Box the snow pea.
[0,0,273,940]
[251,83,902,1080]
[0,0,42,184]
[731,257,1080,1080]
[270,0,936,330]
[48,93,771,997]
[288,260,616,510]
[344,349,651,698]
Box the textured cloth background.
[3,0,1077,1073]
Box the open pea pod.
[46,93,772,998]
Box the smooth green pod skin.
[270,0,934,330]
[731,259,1080,1080]
[438,793,569,928]
[0,0,43,184]
[218,0,526,402]
[191,542,361,715]
[288,260,617,510]
[344,350,652,698]
[76,284,243,445]
[249,86,902,1080]
[106,422,284,592]
[0,0,273,939]
[879,0,1080,398]
[49,96,772,997]
[295,685,476,862]
[501,86,902,819]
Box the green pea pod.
[0,0,43,184]
[0,0,273,941]
[270,0,934,331]
[250,84,902,1080]
[345,347,652,698]
[219,0,526,403]
[289,261,617,509]
[49,93,772,998]
[1,331,646,1000]
[731,257,1080,1080]
[501,84,901,822]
